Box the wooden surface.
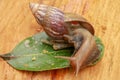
[0,0,120,80]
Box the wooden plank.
[0,0,120,80]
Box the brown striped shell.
[29,3,68,40]
[64,13,94,35]
[29,3,94,40]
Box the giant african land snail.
[29,3,100,75]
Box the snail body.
[30,3,100,75]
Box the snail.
[29,3,100,75]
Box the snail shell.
[30,3,68,40]
[29,3,94,39]
[64,13,94,35]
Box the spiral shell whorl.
[30,3,69,40]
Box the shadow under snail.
[29,3,100,75]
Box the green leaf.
[0,32,104,71]
[1,32,73,71]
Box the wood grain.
[0,0,120,80]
